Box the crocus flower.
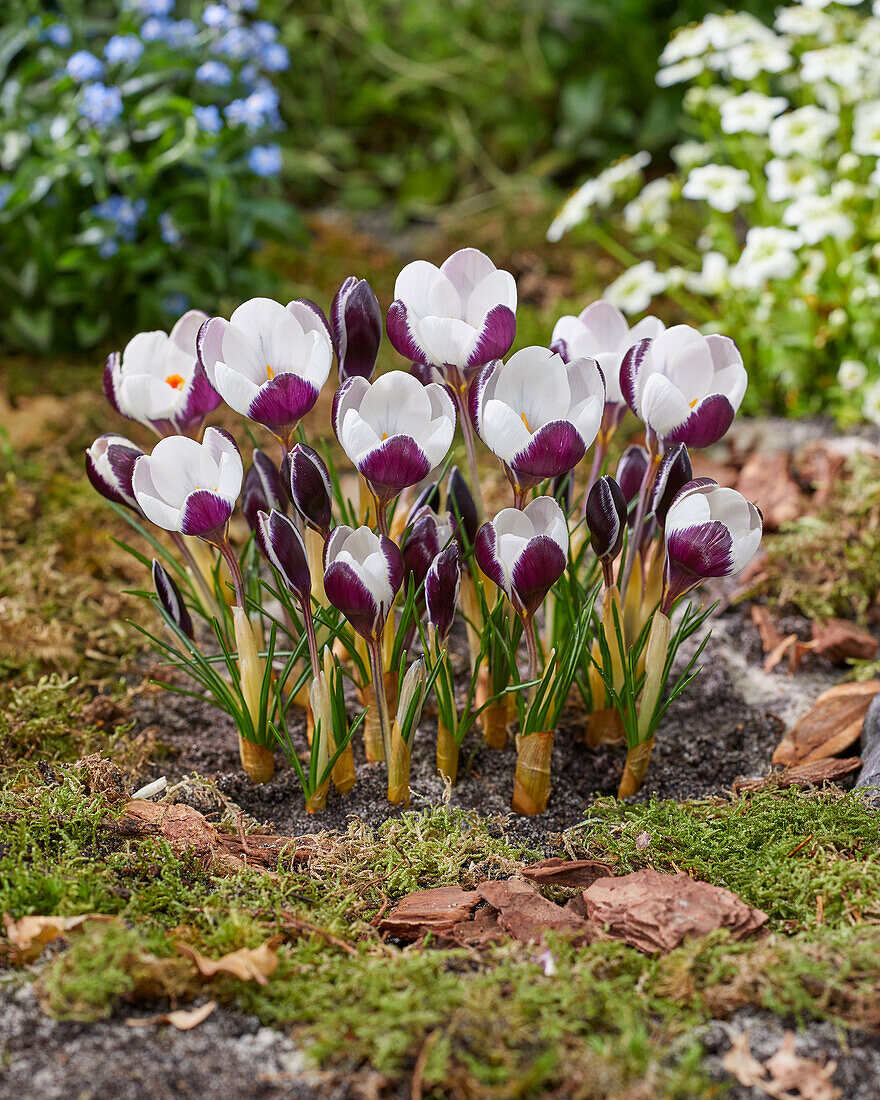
[323,526,403,643]
[132,427,243,539]
[586,476,627,568]
[401,510,454,592]
[425,543,461,641]
[104,310,221,436]
[475,496,569,619]
[651,443,692,530]
[470,346,604,494]
[331,276,382,382]
[282,443,333,537]
[386,248,516,380]
[621,326,747,450]
[85,433,144,512]
[663,480,762,611]
[241,449,285,531]
[152,559,194,640]
[198,297,333,448]
[332,371,456,512]
[254,509,310,606]
[551,301,665,434]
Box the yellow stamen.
[689,398,698,409]
[266,364,275,380]
[165,373,185,390]
[381,431,388,441]
[521,411,532,433]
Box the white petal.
[415,316,477,368]
[482,400,533,461]
[638,373,692,437]
[394,260,443,317]
[580,300,629,351]
[169,309,208,355]
[523,496,569,556]
[360,371,432,436]
[213,362,262,417]
[133,457,184,531]
[229,297,291,346]
[463,268,517,325]
[118,375,180,422]
[147,436,204,506]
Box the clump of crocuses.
[88,248,762,813]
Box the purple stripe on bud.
[152,559,194,640]
[464,304,516,375]
[331,276,382,382]
[426,543,461,640]
[663,394,735,449]
[552,470,574,513]
[615,444,650,508]
[406,480,442,525]
[386,300,427,364]
[586,476,627,563]
[510,419,586,484]
[510,536,567,618]
[401,514,442,591]
[103,353,122,415]
[652,443,692,530]
[665,519,735,605]
[242,449,285,532]
[255,509,311,604]
[283,442,333,536]
[620,337,653,415]
[179,489,233,538]
[447,466,479,547]
[247,374,320,433]
[357,435,431,493]
[474,522,506,592]
[85,433,144,511]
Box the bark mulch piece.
[736,450,806,531]
[734,757,863,794]
[580,869,768,955]
[773,681,880,766]
[475,879,599,946]
[520,857,612,889]
[377,886,480,940]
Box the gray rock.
[856,692,880,790]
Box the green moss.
[572,789,880,928]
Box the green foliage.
[263,0,777,211]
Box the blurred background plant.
[1,0,299,351]
[548,3,880,422]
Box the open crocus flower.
[471,347,604,496]
[86,433,145,512]
[198,297,333,448]
[475,496,569,620]
[104,310,221,436]
[333,371,456,518]
[663,480,762,612]
[132,426,243,539]
[621,325,747,450]
[323,525,403,643]
[551,301,664,434]
[386,248,516,380]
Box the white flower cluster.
[548,1,880,421]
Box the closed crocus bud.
[621,325,747,449]
[387,247,517,379]
[406,480,442,525]
[323,525,404,642]
[152,558,194,640]
[401,511,453,591]
[663,480,762,612]
[132,426,243,538]
[86,433,144,512]
[332,371,456,503]
[331,276,382,383]
[652,443,692,530]
[104,310,221,437]
[586,476,627,565]
[551,301,664,432]
[283,443,333,536]
[615,444,650,508]
[447,466,479,547]
[242,449,285,531]
[471,347,605,490]
[475,496,569,619]
[426,543,462,641]
[255,509,311,604]
[198,297,333,448]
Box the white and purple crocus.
[323,525,404,644]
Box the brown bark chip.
[581,869,768,954]
[476,878,598,945]
[772,681,880,766]
[377,886,480,940]
[520,857,612,889]
[737,451,805,530]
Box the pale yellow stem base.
[436,719,459,785]
[238,734,275,784]
[585,708,625,747]
[512,730,554,816]
[358,672,398,763]
[476,666,511,749]
[618,737,654,798]
[387,722,411,806]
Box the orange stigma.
[521,411,532,433]
[165,374,186,390]
[266,364,275,380]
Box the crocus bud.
[615,444,650,507]
[283,443,333,536]
[85,433,144,512]
[152,558,194,640]
[401,513,447,591]
[254,509,311,605]
[396,657,428,732]
[447,466,479,546]
[426,543,461,640]
[242,449,285,531]
[323,525,404,642]
[586,476,627,564]
[652,443,692,530]
[410,361,437,386]
[663,480,762,612]
[406,480,442,525]
[331,276,382,383]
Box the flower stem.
[522,612,540,704]
[215,533,247,611]
[371,489,390,537]
[170,532,216,611]
[367,632,394,762]
[299,595,321,680]
[452,383,486,521]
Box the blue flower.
[203,4,233,28]
[104,35,144,64]
[79,83,124,127]
[0,185,13,210]
[193,104,223,132]
[135,0,175,15]
[162,19,197,48]
[159,212,181,244]
[140,17,170,41]
[42,23,73,47]
[195,60,232,85]
[227,0,258,11]
[92,195,146,239]
[260,43,289,72]
[253,21,278,45]
[98,240,120,258]
[67,51,105,82]
[214,26,258,59]
[247,143,282,177]
[162,292,190,315]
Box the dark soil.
[127,605,792,851]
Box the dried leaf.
[808,619,878,664]
[734,757,862,794]
[752,606,786,654]
[520,858,612,889]
[581,870,767,955]
[773,681,880,766]
[764,1032,840,1100]
[723,1032,768,1088]
[125,1001,217,1030]
[2,913,115,962]
[737,451,805,531]
[378,886,480,941]
[476,879,598,945]
[176,937,282,986]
